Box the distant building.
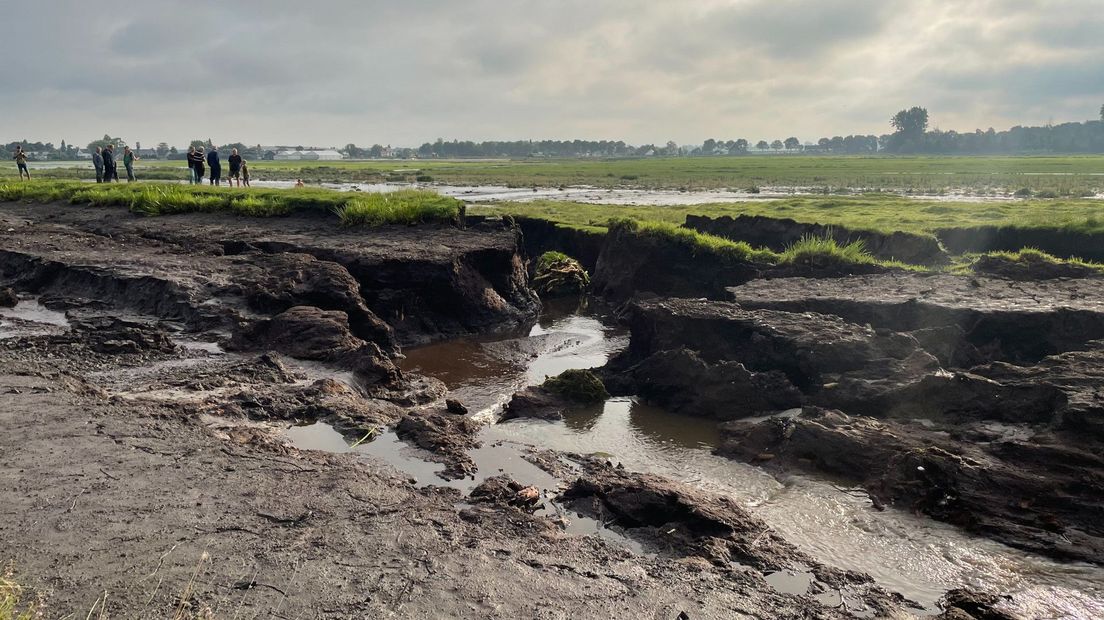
[274,149,344,161]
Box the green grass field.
[0,181,460,226]
[472,194,1104,236]
[5,154,1104,194]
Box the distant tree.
[343,143,363,158]
[369,144,384,158]
[770,139,784,151]
[755,140,769,150]
[189,140,206,150]
[784,137,800,150]
[891,107,929,136]
[156,142,170,158]
[87,134,126,151]
[732,138,749,153]
[888,106,929,152]
[169,146,178,156]
[702,138,717,155]
[817,138,830,149]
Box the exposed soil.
[0,201,937,618]
[599,273,1104,564]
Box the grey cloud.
[5,1,1104,148]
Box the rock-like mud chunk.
[231,306,399,385]
[604,347,801,420]
[718,407,1104,563]
[244,252,398,355]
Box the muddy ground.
[0,200,1085,619]
[0,201,947,619]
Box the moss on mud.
[532,251,590,297]
[542,369,609,404]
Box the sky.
[6,0,1103,149]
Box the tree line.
[7,106,1104,160]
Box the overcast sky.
[6,0,1103,149]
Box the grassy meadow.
[0,181,461,226]
[5,154,1104,194]
[472,194,1104,236]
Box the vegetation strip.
[6,154,1104,195]
[0,181,461,226]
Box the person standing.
[227,148,242,187]
[92,146,104,183]
[123,146,140,182]
[186,146,196,184]
[240,159,250,187]
[192,146,206,183]
[206,145,221,186]
[13,146,30,180]
[102,144,117,182]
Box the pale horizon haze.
[6,0,1103,149]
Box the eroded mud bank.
[0,201,925,619]
[3,200,1101,618]
[601,275,1104,565]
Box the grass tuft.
[336,190,461,227]
[1,566,41,620]
[777,234,876,267]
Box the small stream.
[283,298,1104,617]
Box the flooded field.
[284,298,1104,617]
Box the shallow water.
[284,298,1104,616]
[0,298,71,339]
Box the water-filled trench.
[283,298,1104,617]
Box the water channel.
[283,297,1104,618]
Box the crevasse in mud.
[284,298,1104,617]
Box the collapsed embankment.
[2,199,945,618]
[936,225,1104,262]
[685,213,950,266]
[599,277,1104,563]
[5,197,1100,617]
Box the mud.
[600,273,1104,563]
[936,225,1104,262]
[1,201,917,619]
[4,198,1102,618]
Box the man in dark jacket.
[227,148,243,187]
[102,145,117,182]
[206,146,221,186]
[92,147,104,183]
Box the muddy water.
[287,298,1104,616]
[0,298,71,338]
[250,180,1104,204]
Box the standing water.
[286,298,1104,617]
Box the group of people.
[187,145,249,187]
[12,142,256,188]
[90,144,140,183]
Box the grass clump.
[610,218,777,264]
[966,247,1104,278]
[542,369,609,403]
[533,251,589,297]
[336,190,461,227]
[0,566,41,620]
[777,234,877,267]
